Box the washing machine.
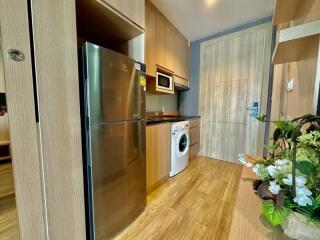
[170,121,189,177]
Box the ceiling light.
[205,0,218,7]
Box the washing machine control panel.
[172,121,189,132]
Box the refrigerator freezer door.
[89,120,146,239]
[84,43,146,123]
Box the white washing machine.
[170,121,190,177]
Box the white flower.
[238,153,252,168]
[296,176,307,186]
[293,194,312,206]
[293,186,313,207]
[282,174,292,185]
[268,181,281,194]
[252,164,262,174]
[275,159,290,166]
[267,165,280,178]
[282,174,307,187]
[296,186,312,196]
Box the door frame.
[198,23,272,158]
[0,1,47,238]
[0,0,86,239]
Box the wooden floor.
[116,156,243,240]
[0,195,19,240]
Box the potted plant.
[239,114,320,240]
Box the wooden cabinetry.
[145,1,189,87]
[101,0,145,29]
[188,118,200,159]
[76,0,144,46]
[146,123,171,193]
[145,1,157,77]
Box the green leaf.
[256,115,267,122]
[296,161,315,175]
[262,202,290,226]
[273,128,282,142]
[274,120,287,130]
[316,195,320,205]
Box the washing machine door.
[177,132,189,156]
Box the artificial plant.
[239,114,320,226]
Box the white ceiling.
[151,0,275,41]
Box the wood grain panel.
[271,0,320,123]
[145,1,157,77]
[116,156,243,240]
[0,164,14,198]
[0,195,19,240]
[173,75,188,88]
[146,123,171,192]
[188,118,200,129]
[189,126,200,146]
[229,166,289,240]
[189,143,200,159]
[199,24,272,163]
[100,0,145,29]
[0,1,46,238]
[30,0,86,238]
[156,13,170,71]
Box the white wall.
[146,93,178,113]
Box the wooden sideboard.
[228,161,290,240]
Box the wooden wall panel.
[0,1,46,238]
[271,1,320,128]
[30,0,86,239]
[199,24,272,163]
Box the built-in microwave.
[156,72,174,93]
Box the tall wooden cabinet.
[145,1,157,77]
[145,0,190,87]
[100,0,145,29]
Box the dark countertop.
[146,115,200,125]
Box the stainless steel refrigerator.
[79,42,146,240]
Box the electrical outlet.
[287,79,294,92]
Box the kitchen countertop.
[146,115,200,125]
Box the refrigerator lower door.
[88,120,146,240]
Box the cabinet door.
[146,123,171,192]
[145,1,157,77]
[101,0,145,29]
[182,36,190,80]
[176,32,189,80]
[156,13,169,70]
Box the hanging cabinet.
[145,0,190,89]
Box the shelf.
[272,21,320,64]
[0,156,10,161]
[272,0,301,26]
[0,140,10,146]
[76,0,144,47]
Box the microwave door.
[157,74,172,91]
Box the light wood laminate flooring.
[116,156,243,240]
[0,194,19,240]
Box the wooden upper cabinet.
[145,1,190,87]
[156,13,171,71]
[173,29,189,80]
[145,1,157,77]
[100,0,145,29]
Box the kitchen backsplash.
[146,93,178,113]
